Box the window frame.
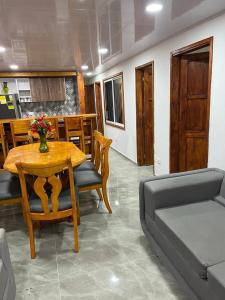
[103,72,125,130]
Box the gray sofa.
[0,228,16,300]
[140,168,225,300]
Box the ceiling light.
[10,64,19,70]
[86,72,92,76]
[98,48,108,54]
[81,65,88,70]
[146,2,163,13]
[0,46,6,53]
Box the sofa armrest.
[140,168,224,220]
[0,228,16,300]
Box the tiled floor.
[1,149,188,299]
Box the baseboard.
[110,146,138,164]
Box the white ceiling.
[0,0,224,75]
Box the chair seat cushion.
[75,161,95,172]
[155,200,225,280]
[74,170,102,187]
[0,172,21,200]
[29,188,73,213]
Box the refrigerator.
[0,94,21,119]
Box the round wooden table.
[3,142,86,174]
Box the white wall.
[93,13,225,175]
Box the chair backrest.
[64,116,85,151]
[44,117,59,141]
[0,123,6,160]
[10,119,32,147]
[93,130,112,183]
[16,158,77,216]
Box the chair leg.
[27,217,36,259]
[72,210,79,253]
[77,200,80,225]
[102,185,112,214]
[96,188,103,202]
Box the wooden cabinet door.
[30,78,49,102]
[179,53,209,171]
[47,78,65,101]
[30,78,65,102]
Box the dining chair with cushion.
[16,158,79,259]
[64,116,85,152]
[74,131,112,217]
[75,130,103,172]
[10,119,32,147]
[0,169,23,215]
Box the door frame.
[170,37,213,173]
[135,61,154,169]
[94,81,104,134]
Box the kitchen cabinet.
[30,77,66,102]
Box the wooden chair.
[64,116,85,151]
[83,118,94,158]
[0,169,23,215]
[10,120,32,147]
[0,123,7,166]
[44,117,59,141]
[74,131,112,218]
[32,117,59,142]
[16,158,79,259]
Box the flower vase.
[39,133,48,153]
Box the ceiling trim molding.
[0,71,77,78]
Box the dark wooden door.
[178,53,209,171]
[84,84,96,114]
[95,82,104,134]
[136,64,154,166]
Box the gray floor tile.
[3,149,187,299]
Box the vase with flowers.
[31,116,52,153]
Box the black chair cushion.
[75,161,95,172]
[29,188,74,213]
[74,170,102,188]
[0,172,21,200]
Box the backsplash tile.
[19,77,80,117]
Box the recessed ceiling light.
[81,65,88,70]
[86,72,92,76]
[98,48,108,54]
[10,64,19,70]
[146,2,163,13]
[0,46,6,53]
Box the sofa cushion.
[208,262,225,300]
[74,170,102,188]
[75,161,95,172]
[155,200,225,280]
[0,259,7,300]
[0,172,21,200]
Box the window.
[103,73,125,129]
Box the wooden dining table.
[3,141,86,174]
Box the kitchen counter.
[0,113,97,124]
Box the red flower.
[39,120,47,128]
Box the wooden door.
[95,82,104,134]
[178,53,209,171]
[84,84,96,114]
[136,63,154,166]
